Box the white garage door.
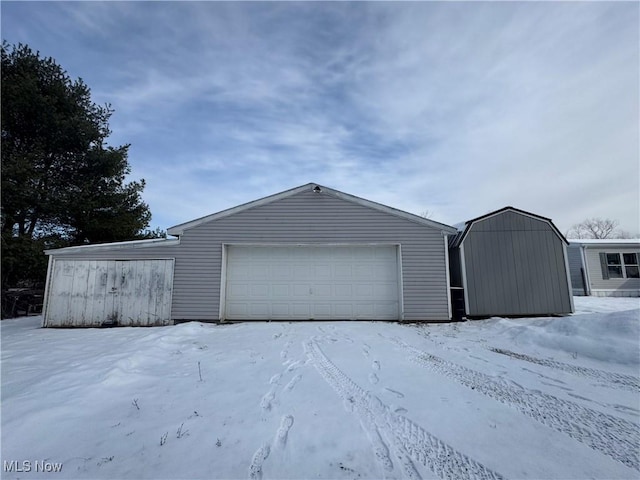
[44,259,174,327]
[224,245,400,320]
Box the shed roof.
[167,182,458,236]
[450,206,568,247]
[45,237,180,255]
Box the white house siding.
[584,246,640,297]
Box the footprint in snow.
[285,374,302,391]
[384,387,405,399]
[248,444,270,480]
[260,391,275,411]
[275,415,294,448]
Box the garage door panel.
[272,265,291,278]
[314,284,332,297]
[334,284,352,297]
[313,304,332,317]
[355,303,375,318]
[315,264,332,279]
[225,245,399,320]
[293,265,312,279]
[334,304,354,317]
[250,303,270,316]
[293,284,310,297]
[376,303,399,317]
[292,304,311,317]
[272,284,290,297]
[335,265,353,279]
[251,265,269,279]
[251,284,269,297]
[272,303,290,316]
[355,284,374,297]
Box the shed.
[42,183,458,326]
[449,207,574,318]
[567,239,640,297]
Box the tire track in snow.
[392,339,640,471]
[489,347,640,392]
[305,339,505,480]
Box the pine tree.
[1,42,157,287]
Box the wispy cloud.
[2,1,637,234]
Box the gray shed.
[449,207,574,318]
[567,239,640,297]
[42,183,458,326]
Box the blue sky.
[3,1,639,235]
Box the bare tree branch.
[567,218,622,239]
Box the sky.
[2,1,639,235]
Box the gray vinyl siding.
[462,211,572,316]
[584,246,640,296]
[49,189,451,322]
[177,189,450,321]
[566,245,587,295]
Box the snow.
[2,297,639,479]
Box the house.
[42,183,458,326]
[567,239,640,297]
[448,207,574,318]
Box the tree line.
[1,42,162,289]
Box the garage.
[44,259,174,327]
[43,183,457,326]
[223,245,401,320]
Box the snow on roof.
[569,239,640,246]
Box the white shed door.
[44,259,174,327]
[224,245,400,320]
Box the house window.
[606,253,623,278]
[601,252,640,279]
[623,253,639,278]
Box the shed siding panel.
[584,247,640,296]
[45,259,174,326]
[463,213,572,316]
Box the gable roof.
[450,206,569,247]
[167,182,458,236]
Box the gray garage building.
[43,183,458,326]
[449,207,574,318]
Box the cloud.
[2,1,638,235]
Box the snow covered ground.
[2,297,639,480]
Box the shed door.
[224,245,400,320]
[44,259,174,327]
